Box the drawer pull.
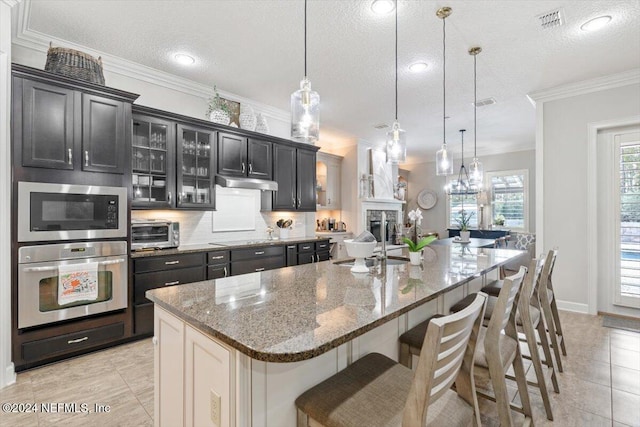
[255,251,265,255]
[164,281,180,286]
[210,255,225,260]
[164,260,180,265]
[302,245,311,250]
[68,337,88,344]
[224,267,228,277]
[67,148,73,165]
[287,245,296,249]
[255,267,265,272]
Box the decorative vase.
[279,228,290,239]
[255,113,269,134]
[239,105,257,131]
[409,251,422,266]
[460,231,471,242]
[209,109,230,125]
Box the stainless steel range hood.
[215,175,278,191]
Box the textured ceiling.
[21,0,640,162]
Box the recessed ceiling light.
[580,15,612,32]
[174,53,195,65]
[409,62,429,73]
[371,0,395,15]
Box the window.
[486,170,529,231]
[617,140,640,304]
[448,189,478,228]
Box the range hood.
[215,175,278,191]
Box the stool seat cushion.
[398,315,444,349]
[450,294,478,313]
[473,326,518,369]
[481,280,503,297]
[295,352,473,427]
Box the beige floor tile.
[613,389,640,427]
[560,355,611,388]
[0,410,40,427]
[612,365,640,395]
[564,336,611,363]
[612,346,640,371]
[611,331,640,352]
[548,375,612,419]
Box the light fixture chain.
[304,0,307,78]
[474,53,477,158]
[395,0,398,121]
[443,15,446,145]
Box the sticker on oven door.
[58,262,99,305]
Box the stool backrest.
[488,266,527,344]
[403,292,488,425]
[542,249,558,291]
[518,258,544,326]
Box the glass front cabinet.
[132,115,175,208]
[177,124,215,209]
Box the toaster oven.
[131,219,180,251]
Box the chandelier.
[386,0,406,164]
[435,7,453,175]
[446,129,479,195]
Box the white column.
[0,0,19,389]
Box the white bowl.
[344,239,377,258]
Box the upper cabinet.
[217,132,272,180]
[177,124,215,209]
[12,64,137,176]
[316,152,342,210]
[272,145,316,211]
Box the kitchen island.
[147,245,523,427]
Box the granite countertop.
[130,236,328,258]
[146,245,524,362]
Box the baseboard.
[556,300,589,314]
[2,363,16,388]
[598,311,640,321]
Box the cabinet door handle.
[67,148,73,165]
[178,193,183,204]
[242,163,246,174]
[164,280,180,286]
[297,197,301,208]
[302,245,311,250]
[328,198,331,205]
[249,163,253,174]
[68,337,88,344]
[255,251,265,255]
[223,267,228,277]
[210,255,225,260]
[84,151,89,167]
[167,192,172,203]
[287,245,296,249]
[292,196,296,208]
[316,254,321,262]
[164,260,180,265]
[255,267,265,272]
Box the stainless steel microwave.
[131,219,180,251]
[17,182,128,242]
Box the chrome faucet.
[378,211,387,261]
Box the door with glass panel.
[176,124,216,209]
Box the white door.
[598,127,640,314]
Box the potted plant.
[206,85,231,125]
[494,214,506,228]
[456,210,475,242]
[402,208,436,265]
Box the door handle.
[167,192,172,203]
[67,337,88,344]
[249,163,253,174]
[242,163,246,174]
[164,281,180,286]
[67,148,73,165]
[98,259,125,266]
[22,266,58,272]
[223,267,228,277]
[178,193,183,204]
[84,151,89,167]
[292,196,296,208]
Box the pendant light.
[291,0,319,144]
[446,129,478,195]
[435,7,453,176]
[386,0,406,164]
[468,46,483,188]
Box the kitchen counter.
[146,245,522,362]
[129,236,327,258]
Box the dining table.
[431,236,497,248]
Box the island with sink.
[146,245,523,427]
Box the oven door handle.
[22,258,125,272]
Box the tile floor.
[0,310,638,426]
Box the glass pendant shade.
[469,157,483,187]
[436,144,453,175]
[386,121,406,164]
[291,77,320,143]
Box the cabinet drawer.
[231,245,284,261]
[22,322,124,362]
[286,245,297,267]
[298,252,315,265]
[134,303,154,336]
[134,252,204,273]
[231,256,285,276]
[207,264,229,280]
[297,242,315,253]
[207,251,229,264]
[317,250,330,262]
[315,240,330,251]
[134,266,204,304]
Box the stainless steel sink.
[334,256,410,268]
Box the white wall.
[540,82,640,313]
[1,0,18,389]
[403,149,536,238]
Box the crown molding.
[11,0,290,122]
[1,0,20,7]
[527,68,640,105]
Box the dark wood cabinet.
[13,65,136,176]
[230,245,285,275]
[81,94,126,173]
[272,145,316,211]
[177,124,216,209]
[20,79,75,170]
[207,250,229,280]
[217,133,272,179]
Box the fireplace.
[366,210,398,244]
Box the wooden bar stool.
[295,293,488,427]
[539,249,566,358]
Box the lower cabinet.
[230,245,285,275]
[207,250,230,279]
[155,307,234,427]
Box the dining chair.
[295,293,488,427]
[400,267,533,426]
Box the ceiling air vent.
[537,8,565,29]
[373,123,389,129]
[474,97,497,107]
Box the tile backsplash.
[131,187,315,245]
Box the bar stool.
[295,293,488,427]
[539,249,566,358]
